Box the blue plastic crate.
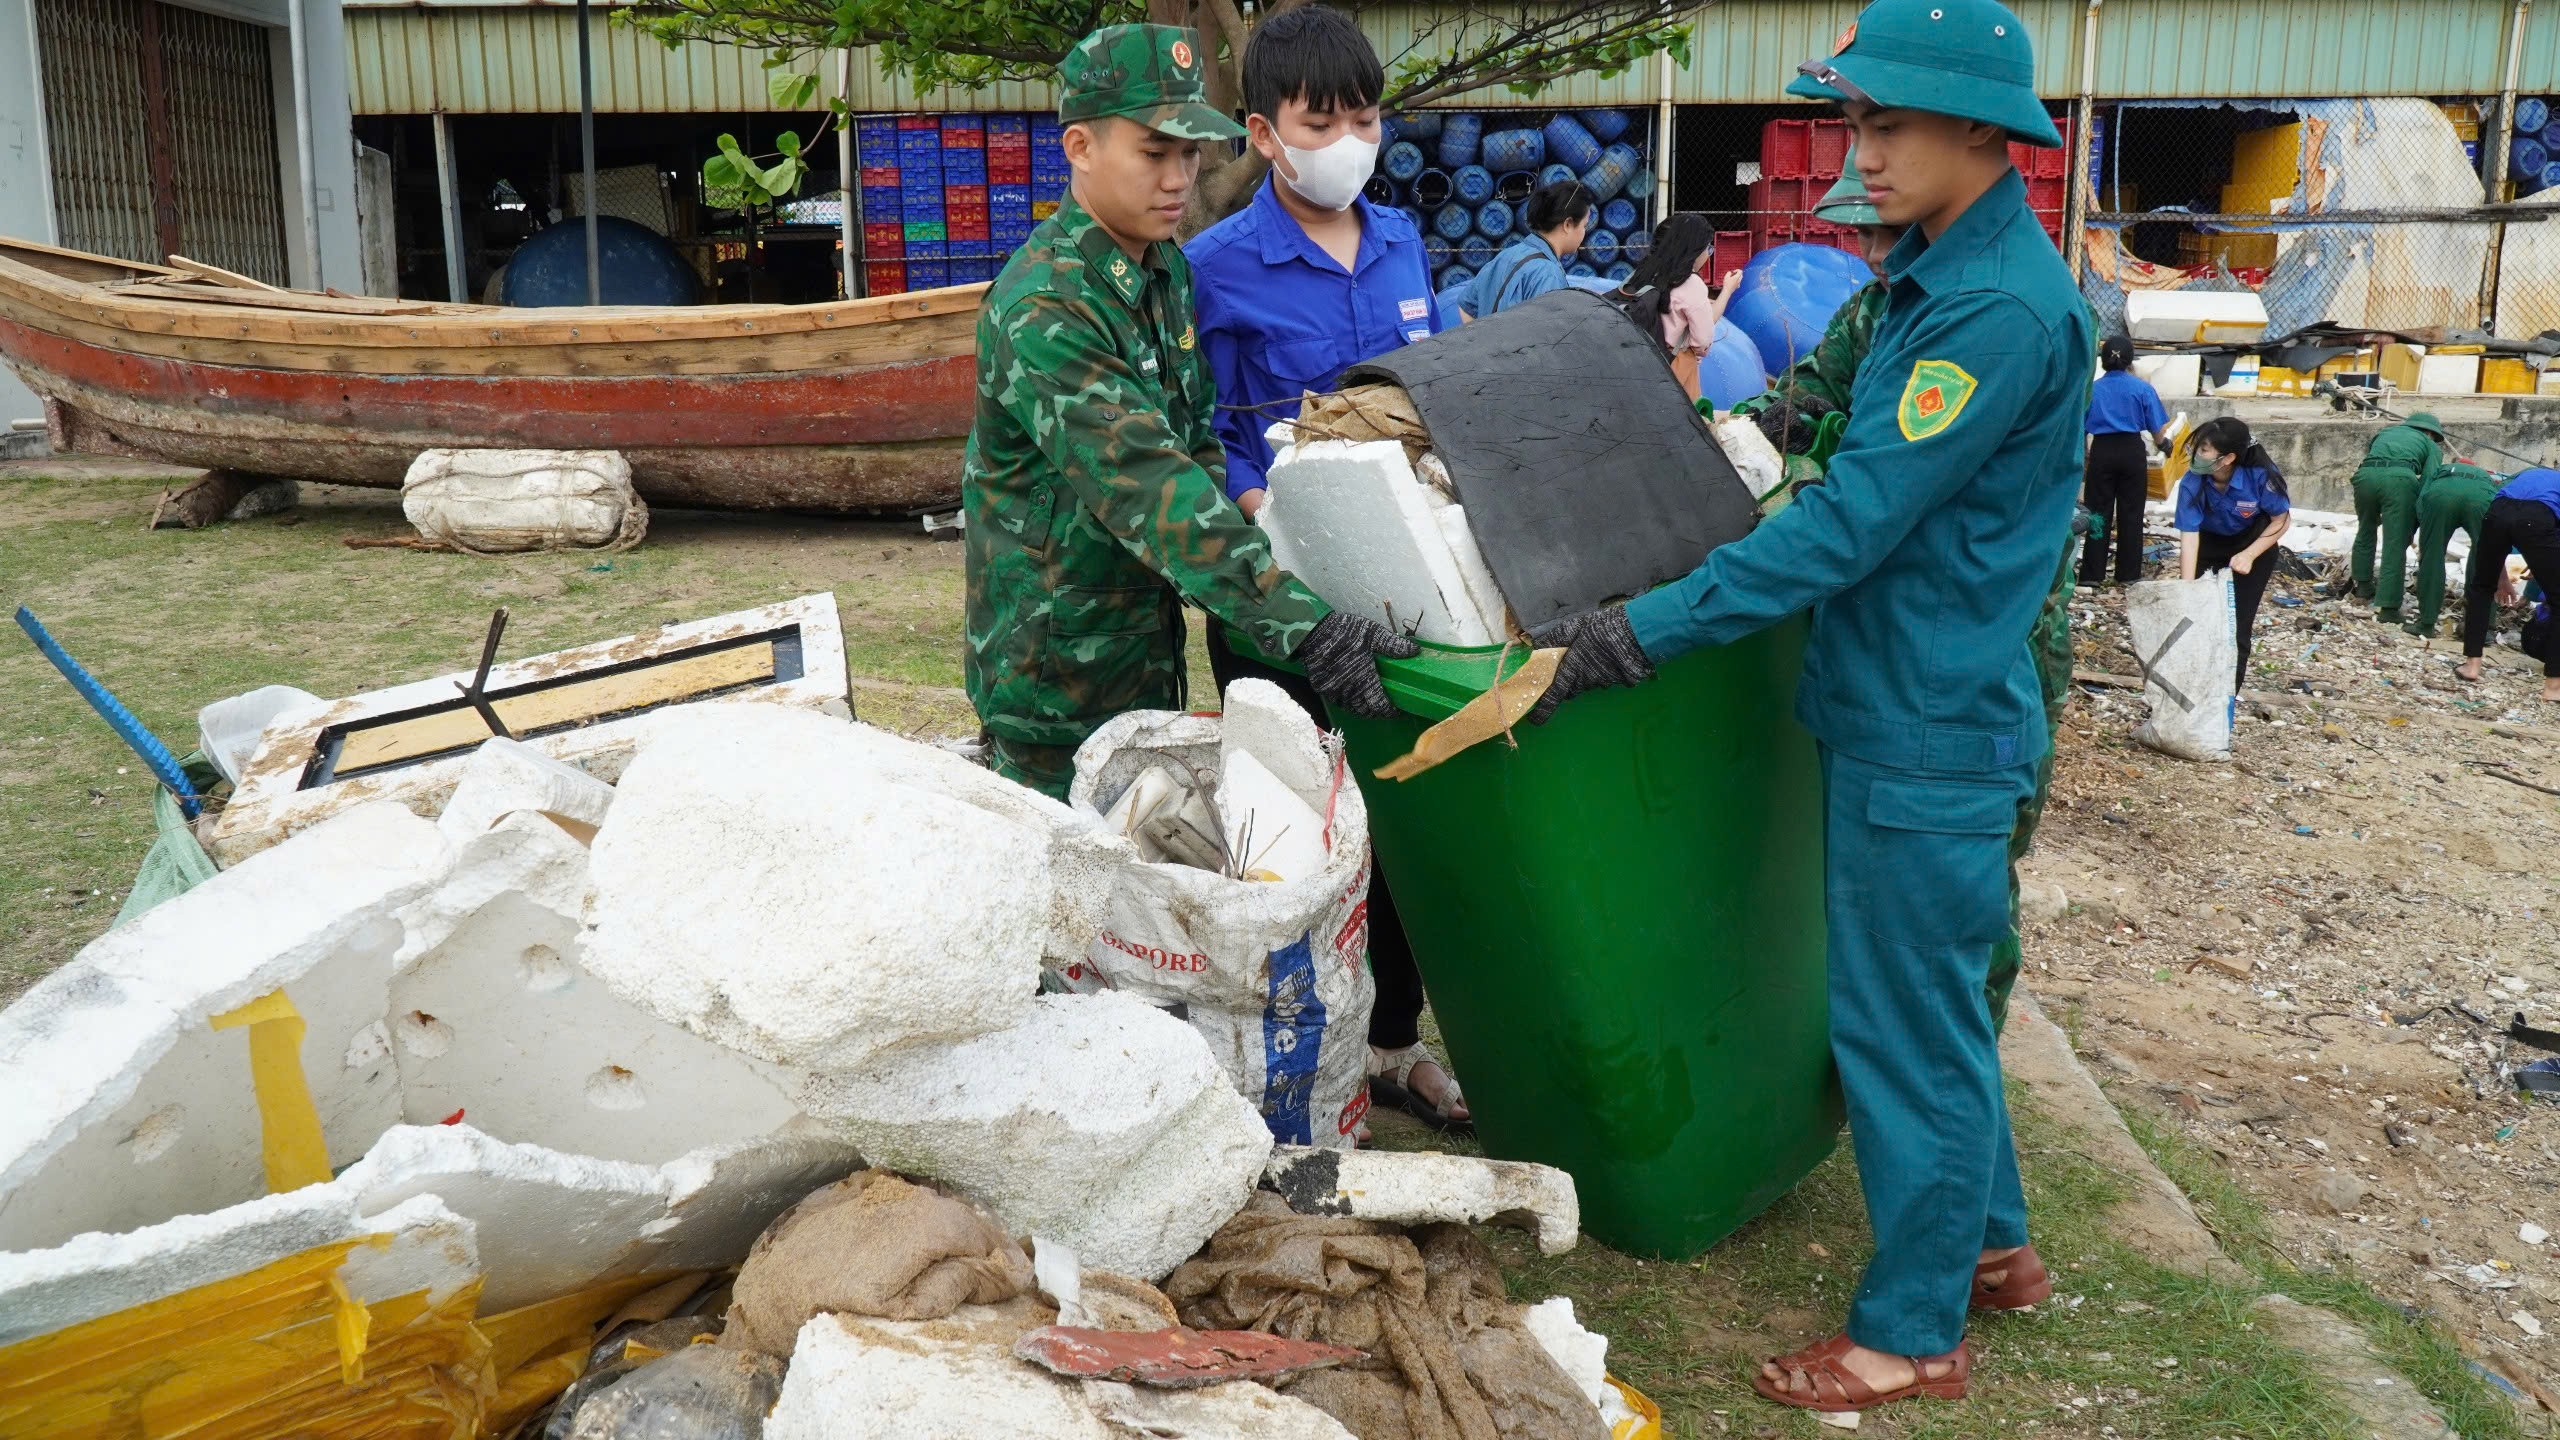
[858,119,898,145]
[992,183,1031,206]
[906,238,948,259]
[911,262,951,288]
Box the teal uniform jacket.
[1625,170,2091,772]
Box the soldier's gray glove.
[1297,612,1422,720]
[1525,607,1655,725]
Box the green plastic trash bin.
[1312,619,1841,1257]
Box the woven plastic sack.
[2127,574,2237,762]
[402,448,649,556]
[114,752,221,927]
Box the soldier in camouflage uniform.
[1723,154,2078,1032]
[963,24,1417,798]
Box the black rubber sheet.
[1341,288,1757,628]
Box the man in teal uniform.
[1527,0,2090,1413]
[963,24,1417,798]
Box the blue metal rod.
[15,606,200,819]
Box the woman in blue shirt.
[1461,180,1593,319]
[2454,466,2560,703]
[2176,416,2293,688]
[2080,335,2172,586]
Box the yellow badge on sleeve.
[1898,359,1977,441]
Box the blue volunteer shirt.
[2500,466,2560,524]
[2085,369,2168,436]
[1464,233,1569,319]
[2174,464,2289,536]
[1186,180,1443,500]
[1623,168,2092,775]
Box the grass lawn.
[0,464,2525,1437]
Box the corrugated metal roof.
[2519,0,2559,95]
[2091,0,2513,98]
[1671,0,2083,104]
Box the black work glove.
[1753,394,1830,456]
[1297,611,1423,720]
[1525,607,1656,725]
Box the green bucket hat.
[1057,24,1244,142]
[1812,151,1882,226]
[2404,410,2446,439]
[1786,0,2063,148]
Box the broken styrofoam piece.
[197,684,323,787]
[0,803,450,1254]
[0,1182,478,1348]
[1262,438,1503,647]
[433,736,617,846]
[1259,1145,1582,1256]
[585,707,1047,1070]
[208,593,850,866]
[1436,504,1512,636]
[801,991,1273,1281]
[767,1313,1356,1440]
[389,815,814,1164]
[1215,748,1327,883]
[645,1129,865,1275]
[1523,1296,1611,1411]
[1712,414,1786,504]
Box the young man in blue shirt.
[1184,3,1469,1136]
[2079,334,2172,587]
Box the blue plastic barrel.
[1435,204,1476,241]
[1728,242,1875,379]
[2515,137,2550,181]
[1412,168,1455,207]
[1425,236,1456,271]
[2544,118,2560,152]
[1496,170,1537,202]
[1602,198,1639,234]
[1696,318,1770,409]
[1583,228,1620,267]
[1584,109,1633,144]
[1364,175,1401,207]
[1475,199,1514,240]
[2518,96,2552,136]
[1566,260,1598,278]
[1482,127,1547,173]
[1582,143,1644,201]
[1605,261,1636,283]
[505,216,697,306]
[1438,114,1483,168]
[1540,162,1577,189]
[1458,235,1498,270]
[1623,226,1652,263]
[1455,164,1496,205]
[2544,160,2560,191]
[1401,111,1446,141]
[1436,279,1473,326]
[1384,141,1427,181]
[1543,114,1603,172]
[1625,165,1657,201]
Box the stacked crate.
[1750,119,1858,258]
[1033,117,1068,220]
[857,117,906,295]
[2007,115,2072,245]
[942,117,992,284]
[851,112,1071,294]
[989,115,1036,261]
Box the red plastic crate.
[859,165,900,188]
[2007,140,2035,174]
[1747,211,1801,250]
[945,184,987,203]
[897,116,938,130]
[949,220,991,242]
[1761,118,1813,179]
[989,160,1031,184]
[865,261,908,294]
[2025,175,2066,213]
[1747,175,1820,217]
[863,221,904,257]
[1809,120,1850,178]
[1712,230,1754,281]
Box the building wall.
[0,0,52,422]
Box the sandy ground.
[2026,522,2560,1396]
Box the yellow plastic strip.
[209,988,332,1194]
[329,1273,374,1384]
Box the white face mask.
[1276,132,1380,212]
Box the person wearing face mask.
[1186,5,1473,1139]
[2175,415,2293,689]
[1463,180,1594,319]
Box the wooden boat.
[0,238,988,515]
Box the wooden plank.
[165,255,284,291]
[120,282,442,317]
[0,237,185,283]
[332,642,778,773]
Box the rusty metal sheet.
[1013,1326,1365,1388]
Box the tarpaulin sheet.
[1341,288,1757,628]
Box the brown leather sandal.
[1750,1333,1970,1413]
[1973,1244,2054,1310]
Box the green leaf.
[760,157,805,198]
[703,154,743,189]
[769,70,821,111]
[776,130,802,159]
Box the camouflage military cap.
[1057,24,1244,141]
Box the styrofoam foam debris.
[585,706,1047,1070]
[1524,1296,1611,1407]
[0,803,450,1253]
[196,684,321,787]
[1215,748,1326,883]
[433,736,617,846]
[767,1313,1356,1440]
[1712,414,1787,503]
[801,991,1271,1281]
[0,1183,476,1347]
[1259,1145,1581,1255]
[1262,438,1503,646]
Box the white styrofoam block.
[0,1184,476,1347]
[0,803,449,1253]
[433,736,617,846]
[1523,1296,1611,1410]
[1215,748,1328,883]
[767,1314,1112,1440]
[209,593,850,866]
[2133,353,2204,400]
[389,815,810,1164]
[641,1129,863,1274]
[1259,1145,1581,1255]
[585,707,1046,1070]
[1087,1380,1360,1439]
[2124,289,2268,344]
[1215,677,1335,816]
[1711,415,1787,503]
[801,991,1272,1280]
[337,1123,670,1312]
[1436,503,1511,635]
[1262,439,1501,647]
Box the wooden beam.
[164,255,284,292]
[332,641,780,774]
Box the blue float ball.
[1454,164,1496,205]
[1696,318,1770,409]
[2518,96,2551,136]
[1601,198,1639,234]
[505,216,697,307]
[1496,170,1537,202]
[1581,143,1644,202]
[2514,137,2549,180]
[1475,199,1514,240]
[1438,114,1483,168]
[1384,141,1427,181]
[1566,260,1598,278]
[1411,168,1454,207]
[1623,227,1652,263]
[1625,164,1656,201]
[1727,242,1875,379]
[1400,111,1446,141]
[1363,175,1400,207]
